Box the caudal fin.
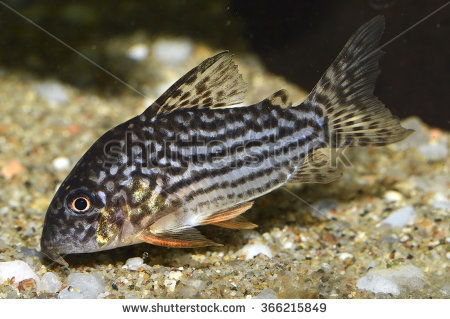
[306,16,413,148]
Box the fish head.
[40,133,133,266]
[40,171,110,266]
[41,121,153,266]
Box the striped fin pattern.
[145,51,247,117]
[289,148,342,184]
[306,16,413,148]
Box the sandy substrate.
[0,39,448,299]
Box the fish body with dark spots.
[40,16,412,266]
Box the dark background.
[0,0,448,129]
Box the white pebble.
[394,117,429,150]
[282,240,294,249]
[0,207,9,216]
[52,157,71,171]
[253,288,278,299]
[357,273,400,295]
[321,263,332,272]
[124,257,144,271]
[418,139,448,161]
[37,272,61,293]
[58,273,105,299]
[380,205,416,228]
[0,260,40,284]
[36,81,68,104]
[440,285,450,296]
[384,190,403,203]
[190,279,205,289]
[168,271,182,281]
[241,243,273,260]
[127,43,149,61]
[179,279,206,298]
[339,252,354,261]
[430,193,450,211]
[357,264,425,296]
[164,279,177,293]
[153,39,193,65]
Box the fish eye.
[69,195,91,214]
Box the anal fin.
[139,228,221,248]
[199,201,254,226]
[289,148,342,184]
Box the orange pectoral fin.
[199,201,254,226]
[138,228,222,248]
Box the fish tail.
[306,15,413,148]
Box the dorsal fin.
[144,51,247,117]
[289,148,342,184]
[265,89,293,108]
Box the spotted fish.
[41,16,412,266]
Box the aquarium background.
[0,0,448,128]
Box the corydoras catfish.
[41,16,412,266]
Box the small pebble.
[339,253,355,266]
[124,257,144,271]
[253,288,278,299]
[164,279,177,293]
[383,190,403,203]
[357,273,400,295]
[339,252,353,261]
[18,278,37,291]
[440,285,450,296]
[357,264,425,296]
[241,243,273,260]
[394,117,429,150]
[168,271,183,281]
[179,279,206,298]
[52,157,71,171]
[1,160,26,180]
[321,263,332,272]
[0,207,9,216]
[430,193,450,211]
[418,139,448,161]
[380,205,416,228]
[58,273,105,299]
[37,272,62,293]
[35,81,68,104]
[0,260,39,284]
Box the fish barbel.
[41,16,412,266]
